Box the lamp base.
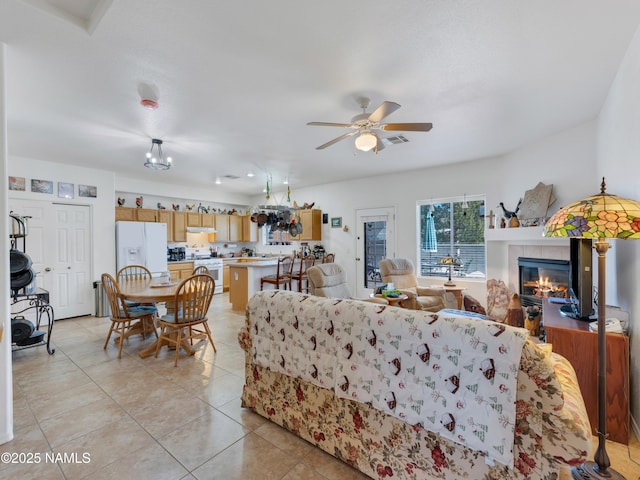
[571,462,627,480]
[444,280,456,287]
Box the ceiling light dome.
[355,132,377,152]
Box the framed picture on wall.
[78,184,97,198]
[8,176,25,191]
[58,182,74,199]
[31,179,53,194]
[331,217,342,228]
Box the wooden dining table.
[119,278,201,359]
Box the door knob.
[45,267,52,272]
[355,258,360,261]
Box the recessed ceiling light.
[283,177,289,185]
[215,177,221,184]
[247,172,255,177]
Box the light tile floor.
[3,293,639,479]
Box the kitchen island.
[228,259,280,311]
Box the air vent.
[382,135,409,146]
[222,174,241,180]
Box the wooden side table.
[437,285,466,310]
[542,299,629,444]
[374,294,409,308]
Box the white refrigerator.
[116,221,168,277]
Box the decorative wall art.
[31,179,53,194]
[58,182,74,199]
[331,217,342,228]
[8,176,25,191]
[78,184,97,198]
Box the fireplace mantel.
[485,226,567,243]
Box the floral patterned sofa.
[239,291,592,480]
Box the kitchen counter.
[228,261,280,310]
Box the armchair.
[378,257,456,312]
[307,263,387,305]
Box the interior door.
[355,207,395,298]
[9,200,93,319]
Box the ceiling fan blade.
[307,122,354,128]
[368,101,401,124]
[379,122,433,132]
[374,133,385,154]
[315,131,358,150]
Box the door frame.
[355,207,395,298]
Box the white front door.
[9,200,93,319]
[355,207,395,298]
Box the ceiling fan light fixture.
[144,138,172,170]
[355,132,377,152]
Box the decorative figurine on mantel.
[498,199,521,228]
[487,209,495,229]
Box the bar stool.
[291,256,315,293]
[260,256,293,291]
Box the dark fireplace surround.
[518,257,570,307]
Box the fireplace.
[518,257,570,307]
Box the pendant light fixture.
[144,138,172,170]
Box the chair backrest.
[277,256,294,277]
[322,253,335,263]
[378,258,418,290]
[117,264,152,282]
[101,273,126,319]
[173,274,216,323]
[296,256,315,276]
[192,265,210,275]
[307,263,351,299]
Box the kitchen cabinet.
[223,264,230,292]
[115,207,136,221]
[242,216,258,242]
[201,214,215,227]
[211,214,230,242]
[229,215,243,242]
[299,209,322,241]
[136,208,160,222]
[168,261,194,281]
[173,212,187,242]
[187,212,201,227]
[158,210,174,242]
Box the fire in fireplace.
[518,257,570,307]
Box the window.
[417,196,486,279]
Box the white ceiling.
[2,0,640,196]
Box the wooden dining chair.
[155,273,217,367]
[192,265,210,275]
[322,253,335,263]
[101,273,158,358]
[291,256,315,293]
[116,264,153,308]
[117,264,152,282]
[260,256,293,291]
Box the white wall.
[8,156,117,282]
[1,43,14,445]
[254,120,598,302]
[597,22,640,433]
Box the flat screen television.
[561,238,594,320]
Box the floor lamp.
[543,178,640,480]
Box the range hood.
[186,226,216,234]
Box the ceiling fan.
[307,97,433,153]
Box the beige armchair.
[378,258,456,312]
[307,263,388,305]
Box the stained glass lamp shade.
[437,255,461,286]
[543,178,640,480]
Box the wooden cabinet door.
[158,210,174,242]
[229,215,243,241]
[187,212,201,227]
[173,212,187,242]
[201,214,215,227]
[223,265,230,291]
[214,215,230,242]
[115,207,136,221]
[136,208,159,222]
[299,209,322,241]
[242,216,258,242]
